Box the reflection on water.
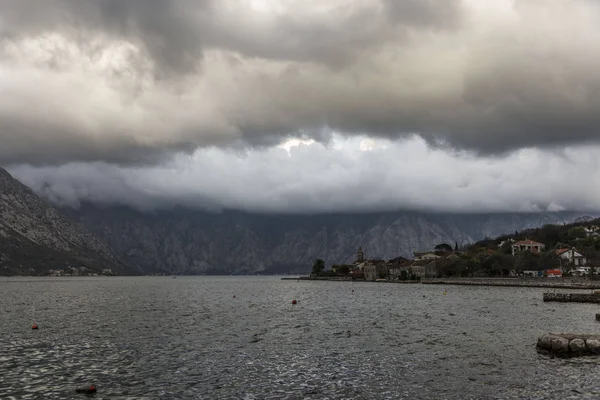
[1,276,600,399]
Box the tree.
[435,243,453,253]
[339,265,350,275]
[568,227,587,240]
[312,259,325,276]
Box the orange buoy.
[31,324,38,330]
[75,384,96,394]
[291,299,297,305]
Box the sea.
[1,276,600,399]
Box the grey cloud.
[381,0,462,28]
[0,0,212,76]
[7,136,600,214]
[1,0,600,166]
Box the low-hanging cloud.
[2,0,600,166]
[8,135,600,214]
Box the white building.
[413,251,441,261]
[555,248,587,266]
[511,240,545,255]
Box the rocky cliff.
[0,168,131,275]
[64,203,589,275]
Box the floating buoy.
[443,291,447,295]
[291,300,297,305]
[31,324,38,330]
[233,295,236,299]
[75,384,96,394]
[352,289,354,293]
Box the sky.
[2,0,600,214]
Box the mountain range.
[0,168,130,275]
[0,167,593,275]
[64,203,590,275]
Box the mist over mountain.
[64,203,589,275]
[0,168,132,275]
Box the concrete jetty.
[542,292,600,303]
[537,333,600,357]
[423,278,600,290]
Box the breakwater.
[542,292,600,303]
[281,276,420,284]
[422,278,600,289]
[537,333,600,357]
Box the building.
[331,264,353,274]
[410,259,438,279]
[349,268,364,280]
[498,239,515,249]
[511,240,545,255]
[387,258,412,280]
[413,251,441,261]
[356,247,365,264]
[363,260,387,281]
[555,247,587,266]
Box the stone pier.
[537,333,600,357]
[542,292,600,303]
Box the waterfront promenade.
[421,277,600,289]
[283,276,600,289]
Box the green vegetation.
[311,259,325,276]
[308,218,600,280]
[438,219,600,277]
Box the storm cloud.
[1,0,600,166]
[8,135,600,214]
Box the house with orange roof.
[511,239,545,255]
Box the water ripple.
[2,277,600,399]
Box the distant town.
[311,222,600,281]
[46,267,116,277]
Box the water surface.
[1,276,599,399]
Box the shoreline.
[283,276,600,289]
[281,277,420,284]
[422,279,600,289]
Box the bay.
[1,276,599,399]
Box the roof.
[387,259,412,267]
[555,247,586,257]
[411,259,434,266]
[513,240,545,246]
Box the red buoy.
[291,300,297,305]
[75,384,96,394]
[31,324,38,330]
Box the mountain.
[0,168,132,276]
[63,203,591,275]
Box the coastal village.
[46,267,116,277]
[319,223,600,281]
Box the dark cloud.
[381,0,462,28]
[0,0,212,76]
[0,0,600,166]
